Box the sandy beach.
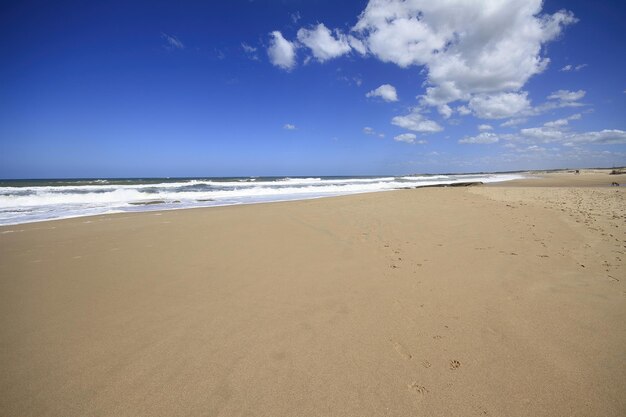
[1,170,624,417]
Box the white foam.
[0,174,525,225]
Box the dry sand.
[1,170,625,416]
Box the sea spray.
[0,174,524,225]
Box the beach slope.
[1,172,625,416]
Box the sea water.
[0,173,524,225]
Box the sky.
[1,0,625,178]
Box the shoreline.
[1,169,623,229]
[1,172,624,416]
[0,172,526,227]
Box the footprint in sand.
[421,360,431,368]
[408,382,428,397]
[391,340,412,360]
[449,360,461,370]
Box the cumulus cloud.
[438,104,453,119]
[543,113,581,128]
[478,124,493,131]
[501,118,528,127]
[352,0,576,108]
[268,31,297,70]
[503,113,626,146]
[391,109,443,133]
[547,89,586,102]
[283,123,296,130]
[271,1,575,96]
[267,1,580,133]
[459,132,500,144]
[516,113,581,142]
[519,127,626,146]
[366,84,398,102]
[348,35,367,55]
[457,105,471,116]
[297,23,351,62]
[469,92,531,119]
[394,133,426,144]
[161,33,184,50]
[563,130,626,145]
[526,89,586,113]
[520,126,565,142]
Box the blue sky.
[1,0,625,178]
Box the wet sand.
[1,170,625,416]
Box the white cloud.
[268,31,297,70]
[563,130,626,145]
[291,11,301,24]
[269,0,580,131]
[438,104,453,119]
[352,0,576,107]
[391,109,443,133]
[543,113,580,128]
[547,89,586,102]
[469,92,531,119]
[503,112,626,147]
[528,90,585,114]
[501,118,527,127]
[561,64,587,71]
[271,0,576,104]
[519,128,626,146]
[241,42,258,60]
[520,126,565,142]
[542,119,568,128]
[366,84,398,102]
[478,124,493,131]
[459,132,500,144]
[457,105,471,116]
[517,113,581,142]
[297,23,351,62]
[241,43,256,54]
[348,35,367,55]
[363,127,385,137]
[161,33,184,50]
[394,133,427,144]
[283,123,296,130]
[522,145,547,153]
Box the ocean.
[0,173,524,225]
